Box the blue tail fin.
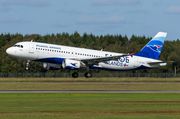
[135,32,167,60]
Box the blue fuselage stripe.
[34,58,65,64]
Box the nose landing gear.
[25,60,30,70]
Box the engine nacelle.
[62,59,81,69]
[43,63,61,70]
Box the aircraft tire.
[72,72,78,78]
[84,72,92,78]
[25,67,29,70]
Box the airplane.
[6,32,171,78]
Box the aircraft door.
[29,43,34,54]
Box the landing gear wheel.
[84,72,92,78]
[25,67,29,70]
[72,72,78,78]
[25,60,30,70]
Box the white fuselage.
[6,41,165,71]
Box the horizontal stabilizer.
[148,61,174,65]
[147,61,173,67]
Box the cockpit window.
[13,44,23,48]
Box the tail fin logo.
[135,32,167,60]
[147,45,162,52]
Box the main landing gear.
[84,72,92,78]
[72,66,92,78]
[72,72,92,78]
[84,66,92,78]
[72,72,78,78]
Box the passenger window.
[21,45,23,48]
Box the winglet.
[135,32,167,60]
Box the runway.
[1,90,180,93]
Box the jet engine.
[43,63,61,70]
[62,59,81,69]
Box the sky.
[0,0,180,40]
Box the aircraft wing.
[71,54,129,65]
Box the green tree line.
[0,32,179,74]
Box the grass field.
[0,77,180,82]
[0,93,180,119]
[0,77,180,90]
[1,82,180,90]
[0,77,180,118]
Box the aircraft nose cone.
[6,48,10,55]
[6,48,13,55]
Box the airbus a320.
[6,32,171,78]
